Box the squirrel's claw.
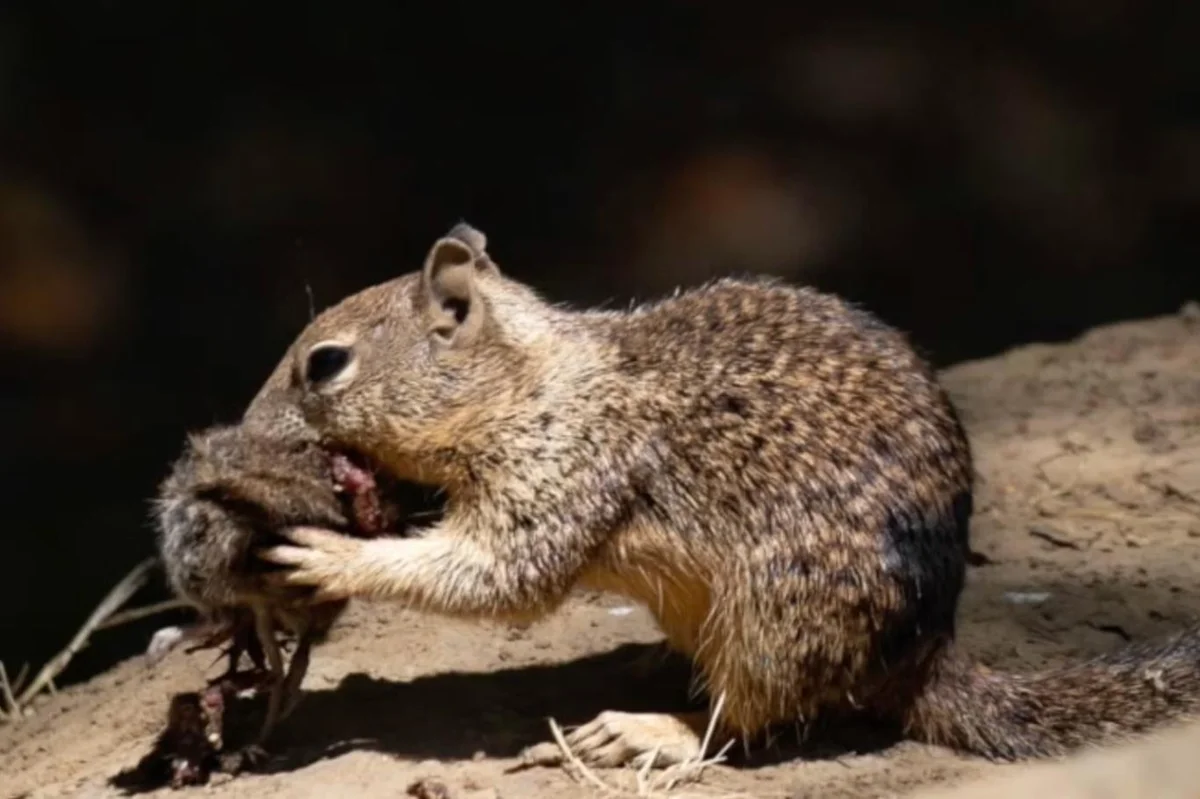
[512,711,707,772]
[509,740,564,771]
[258,526,361,600]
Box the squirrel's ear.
[446,222,486,253]
[421,235,489,346]
[445,221,500,275]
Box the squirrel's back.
[549,278,975,735]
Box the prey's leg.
[277,622,315,723]
[251,604,287,747]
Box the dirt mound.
[914,716,1200,799]
[4,306,1199,799]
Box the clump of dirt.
[3,306,1200,799]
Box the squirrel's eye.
[305,344,353,386]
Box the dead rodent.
[116,669,264,789]
[151,421,431,758]
[155,423,400,615]
[241,222,1200,768]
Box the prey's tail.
[904,625,1200,760]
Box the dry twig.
[547,717,623,796]
[12,557,157,713]
[0,660,17,720]
[95,598,188,631]
[11,661,30,696]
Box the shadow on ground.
[107,639,915,793]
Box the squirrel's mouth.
[327,448,446,538]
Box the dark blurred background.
[2,2,1198,689]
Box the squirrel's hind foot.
[516,710,712,770]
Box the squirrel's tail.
[903,625,1200,760]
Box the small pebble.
[406,777,453,799]
[1003,591,1051,606]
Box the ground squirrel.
[243,223,1200,767]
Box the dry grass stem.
[11,662,30,696]
[11,557,157,715]
[0,660,17,720]
[95,598,189,631]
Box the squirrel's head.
[244,223,549,486]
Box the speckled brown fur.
[247,223,1200,764]
[156,424,352,638]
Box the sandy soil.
[3,305,1200,799]
[914,717,1200,799]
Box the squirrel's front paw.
[259,526,363,600]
